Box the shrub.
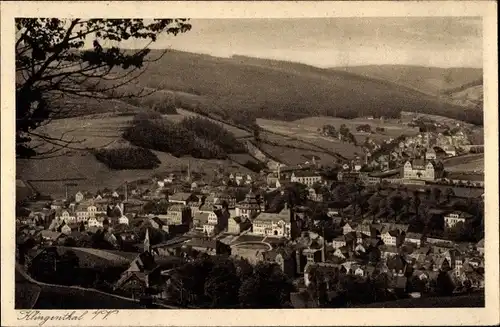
[356,124,372,133]
[94,147,161,170]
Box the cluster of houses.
[292,216,485,305]
[16,140,485,306]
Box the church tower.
[144,228,150,253]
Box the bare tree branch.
[16,18,192,159]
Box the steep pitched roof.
[254,208,291,223]
[169,192,193,202]
[168,204,185,212]
[406,232,423,240]
[40,231,63,240]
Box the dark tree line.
[123,115,246,159]
[93,147,161,170]
[165,255,295,308]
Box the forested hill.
[113,50,483,126]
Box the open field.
[17,150,252,198]
[258,118,366,159]
[443,153,484,173]
[35,114,134,149]
[260,131,320,151]
[228,153,260,165]
[50,92,145,119]
[294,116,420,140]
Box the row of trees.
[321,124,357,145]
[164,255,295,308]
[123,115,246,159]
[325,182,484,242]
[93,147,161,170]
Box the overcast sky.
[110,17,483,68]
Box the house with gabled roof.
[342,222,356,235]
[227,216,252,235]
[149,217,168,232]
[333,246,350,260]
[40,231,65,245]
[381,230,399,247]
[235,190,262,219]
[114,251,161,299]
[387,255,408,276]
[355,224,371,237]
[331,236,346,249]
[409,246,431,263]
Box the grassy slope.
[16,106,253,198]
[131,50,480,124]
[333,65,482,96]
[443,153,484,173]
[256,116,420,160]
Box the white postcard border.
[1,1,498,326]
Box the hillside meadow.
[17,107,254,198]
[257,117,420,159]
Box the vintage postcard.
[1,1,499,326]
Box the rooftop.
[254,208,291,223]
[169,192,193,202]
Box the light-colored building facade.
[444,211,473,229]
[251,205,292,238]
[290,171,322,187]
[403,159,435,181]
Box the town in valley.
[14,17,485,309]
[16,119,485,308]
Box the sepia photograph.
[1,1,499,326]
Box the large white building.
[290,171,322,187]
[403,159,435,181]
[444,211,474,229]
[251,204,292,238]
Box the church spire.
[144,228,150,253]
